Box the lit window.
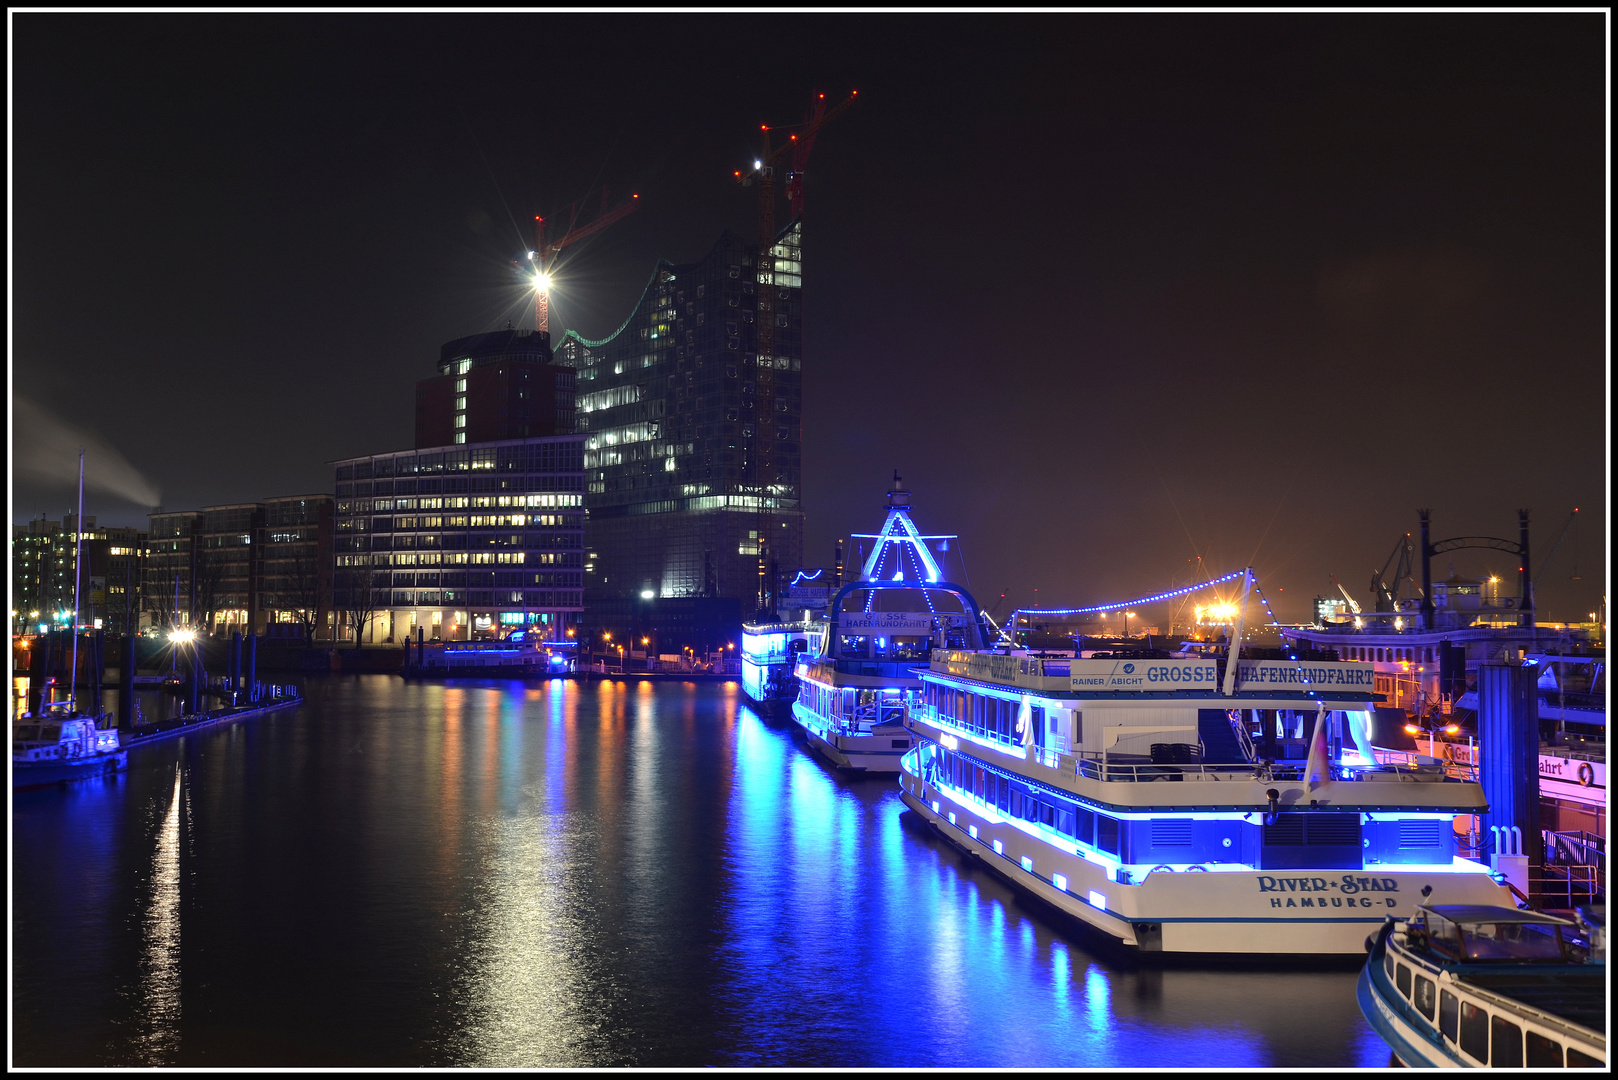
[455,379,467,392]
[454,433,466,444]
[455,396,467,411]
[454,415,467,428]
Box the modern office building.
[331,437,586,644]
[143,499,335,638]
[259,495,335,641]
[199,503,265,633]
[554,223,806,630]
[144,510,203,631]
[11,514,145,635]
[12,516,70,628]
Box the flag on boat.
[1016,695,1032,747]
[1304,703,1331,792]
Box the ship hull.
[898,771,1512,956]
[13,751,128,789]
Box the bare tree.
[191,551,227,637]
[340,558,382,650]
[265,545,332,647]
[141,566,178,635]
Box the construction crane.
[1330,574,1362,616]
[1370,532,1421,612]
[1529,507,1580,607]
[734,90,859,616]
[527,188,641,336]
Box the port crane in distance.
[1330,574,1362,616]
[1370,532,1421,612]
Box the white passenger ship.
[898,572,1515,955]
[791,477,992,773]
[1359,904,1605,1067]
[740,617,820,718]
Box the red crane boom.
[532,189,641,336]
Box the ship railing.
[1546,829,1605,873]
[1227,707,1258,764]
[1374,747,1477,781]
[1073,754,1291,783]
[1530,863,1604,910]
[840,700,908,732]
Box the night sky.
[12,13,1608,626]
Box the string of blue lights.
[1013,570,1247,618]
[1249,580,1284,628]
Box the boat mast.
[1219,566,1253,697]
[69,448,84,714]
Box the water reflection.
[136,766,184,1063]
[11,676,1390,1068]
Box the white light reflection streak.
[137,767,184,1063]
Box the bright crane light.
[534,273,551,291]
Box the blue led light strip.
[1250,581,1283,627]
[1015,570,1246,617]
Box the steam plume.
[13,397,163,507]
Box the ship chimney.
[886,469,911,511]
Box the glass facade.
[332,435,586,642]
[556,223,806,608]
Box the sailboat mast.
[69,448,84,713]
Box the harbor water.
[13,676,1395,1067]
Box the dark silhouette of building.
[414,328,576,448]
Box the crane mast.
[736,90,858,615]
[531,189,641,336]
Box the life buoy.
[1577,762,1595,787]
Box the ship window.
[1074,806,1095,846]
[1525,1032,1562,1068]
[1395,963,1412,999]
[1490,1017,1522,1068]
[1566,1048,1603,1067]
[1097,815,1119,855]
[1438,990,1459,1042]
[1039,801,1055,828]
[1412,975,1436,1020]
[1459,1002,1490,1062]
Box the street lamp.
[1123,611,1136,639]
[1404,720,1461,760]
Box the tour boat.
[897,570,1516,955]
[13,707,128,788]
[740,616,819,717]
[790,476,992,773]
[1358,903,1605,1067]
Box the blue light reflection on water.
[11,676,1392,1068]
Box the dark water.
[13,676,1394,1068]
